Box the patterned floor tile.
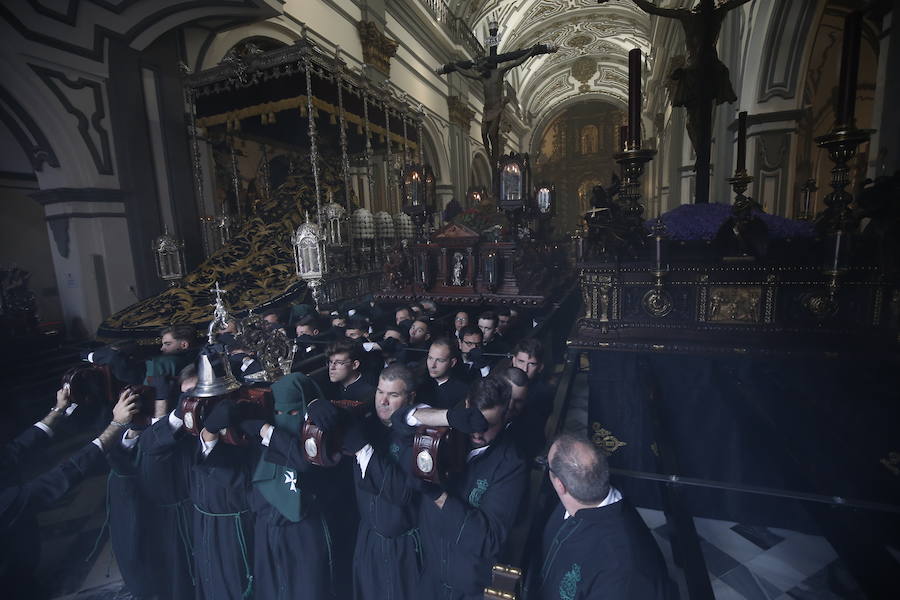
[730,524,786,551]
[701,539,743,578]
[695,517,769,564]
[762,531,837,578]
[744,551,808,592]
[719,564,782,600]
[712,576,748,600]
[783,559,867,600]
[636,506,667,530]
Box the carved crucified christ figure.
[438,26,557,173]
[607,0,753,202]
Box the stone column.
[32,189,137,339]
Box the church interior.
[1,0,899,599]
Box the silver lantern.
[292,214,326,306]
[153,227,186,286]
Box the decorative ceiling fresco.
[452,0,652,124]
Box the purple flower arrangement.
[644,202,815,241]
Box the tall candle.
[619,125,629,151]
[736,111,747,173]
[836,10,862,129]
[628,48,641,150]
[832,230,842,272]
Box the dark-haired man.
[477,311,510,359]
[455,326,490,382]
[418,338,470,409]
[325,340,375,404]
[526,434,673,600]
[402,376,526,599]
[509,338,555,461]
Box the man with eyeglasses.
[453,311,470,336]
[324,340,375,404]
[417,338,470,409]
[526,434,673,600]
[455,325,490,382]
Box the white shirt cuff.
[200,436,218,457]
[34,421,53,437]
[260,425,273,447]
[405,403,429,426]
[121,430,140,449]
[168,410,184,432]
[355,443,374,478]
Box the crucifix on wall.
[437,22,557,180]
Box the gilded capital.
[447,95,475,129]
[357,20,398,77]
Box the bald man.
[526,434,674,600]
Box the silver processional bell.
[192,350,241,398]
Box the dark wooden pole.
[836,10,863,129]
[628,49,642,150]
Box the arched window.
[580,125,599,155]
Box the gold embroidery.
[591,422,626,455]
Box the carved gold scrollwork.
[356,21,398,76]
[591,422,626,455]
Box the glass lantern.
[402,164,425,208]
[498,153,529,212]
[291,215,326,306]
[535,183,555,216]
[153,228,186,286]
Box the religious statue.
[438,23,557,172]
[451,252,465,286]
[608,0,752,202]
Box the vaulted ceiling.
[452,0,652,126]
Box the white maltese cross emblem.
[283,470,298,492]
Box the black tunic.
[509,377,555,462]
[525,500,674,600]
[416,377,470,410]
[353,417,422,600]
[136,419,196,600]
[249,427,336,600]
[416,431,527,600]
[191,441,255,600]
[141,416,255,600]
[105,438,162,598]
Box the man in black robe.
[477,311,511,360]
[401,376,527,599]
[526,434,674,600]
[417,338,469,409]
[140,382,256,600]
[454,326,490,383]
[344,364,423,600]
[324,340,376,404]
[510,339,555,462]
[1,389,139,595]
[237,372,340,600]
[114,370,197,600]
